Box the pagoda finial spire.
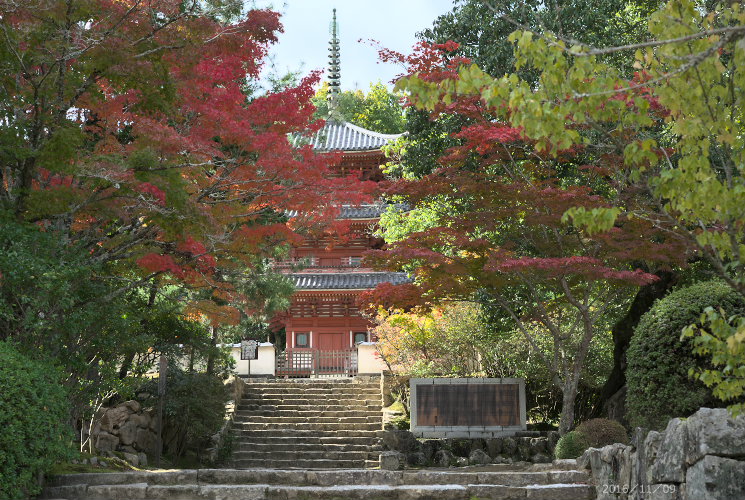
[327,8,341,119]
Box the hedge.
[626,280,745,429]
[0,342,72,499]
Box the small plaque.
[241,340,259,360]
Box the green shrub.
[554,431,590,459]
[0,342,72,499]
[575,418,628,447]
[626,280,745,430]
[138,367,229,461]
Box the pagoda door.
[317,333,348,372]
[318,332,346,351]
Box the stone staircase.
[42,466,596,499]
[230,377,384,469]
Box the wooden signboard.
[410,378,526,438]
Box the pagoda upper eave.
[290,272,411,290]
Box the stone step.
[231,458,373,469]
[243,389,383,401]
[46,468,592,487]
[242,378,378,384]
[42,469,594,500]
[242,380,379,385]
[234,412,383,424]
[235,406,383,417]
[243,386,381,392]
[240,397,381,405]
[232,449,376,461]
[231,429,383,439]
[44,483,595,500]
[233,435,383,446]
[233,421,383,431]
[242,393,382,401]
[234,442,382,453]
[238,404,380,412]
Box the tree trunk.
[206,325,217,376]
[558,377,579,435]
[597,270,677,416]
[119,281,158,379]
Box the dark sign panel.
[416,383,520,427]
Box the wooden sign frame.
[409,378,527,438]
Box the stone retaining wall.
[380,429,559,467]
[88,400,158,466]
[579,408,745,500]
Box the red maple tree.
[1,0,373,323]
[363,42,688,433]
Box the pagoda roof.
[286,203,404,220]
[291,120,402,152]
[291,272,411,290]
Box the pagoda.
[273,9,408,375]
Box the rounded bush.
[554,431,590,459]
[575,418,628,447]
[0,342,72,499]
[626,280,745,430]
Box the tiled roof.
[338,204,386,219]
[286,203,393,220]
[291,120,402,152]
[291,272,411,290]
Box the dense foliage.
[0,342,72,499]
[684,308,745,417]
[0,0,370,466]
[554,431,589,460]
[367,38,685,434]
[575,418,629,448]
[626,281,745,429]
[138,367,230,461]
[372,0,745,428]
[554,418,627,459]
[312,82,406,134]
[372,302,610,425]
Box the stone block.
[651,418,687,483]
[531,453,552,463]
[406,451,427,466]
[577,448,598,470]
[87,483,147,500]
[502,437,517,456]
[135,428,158,455]
[685,408,745,465]
[646,484,684,500]
[99,406,130,433]
[94,431,119,453]
[468,449,491,465]
[420,439,440,462]
[118,420,138,446]
[485,437,503,458]
[379,451,402,470]
[380,429,420,453]
[121,452,139,466]
[123,400,141,413]
[546,431,560,454]
[131,413,150,429]
[686,455,745,500]
[200,485,265,500]
[525,484,595,500]
[530,437,548,455]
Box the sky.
[253,1,456,91]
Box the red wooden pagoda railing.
[276,348,358,377]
